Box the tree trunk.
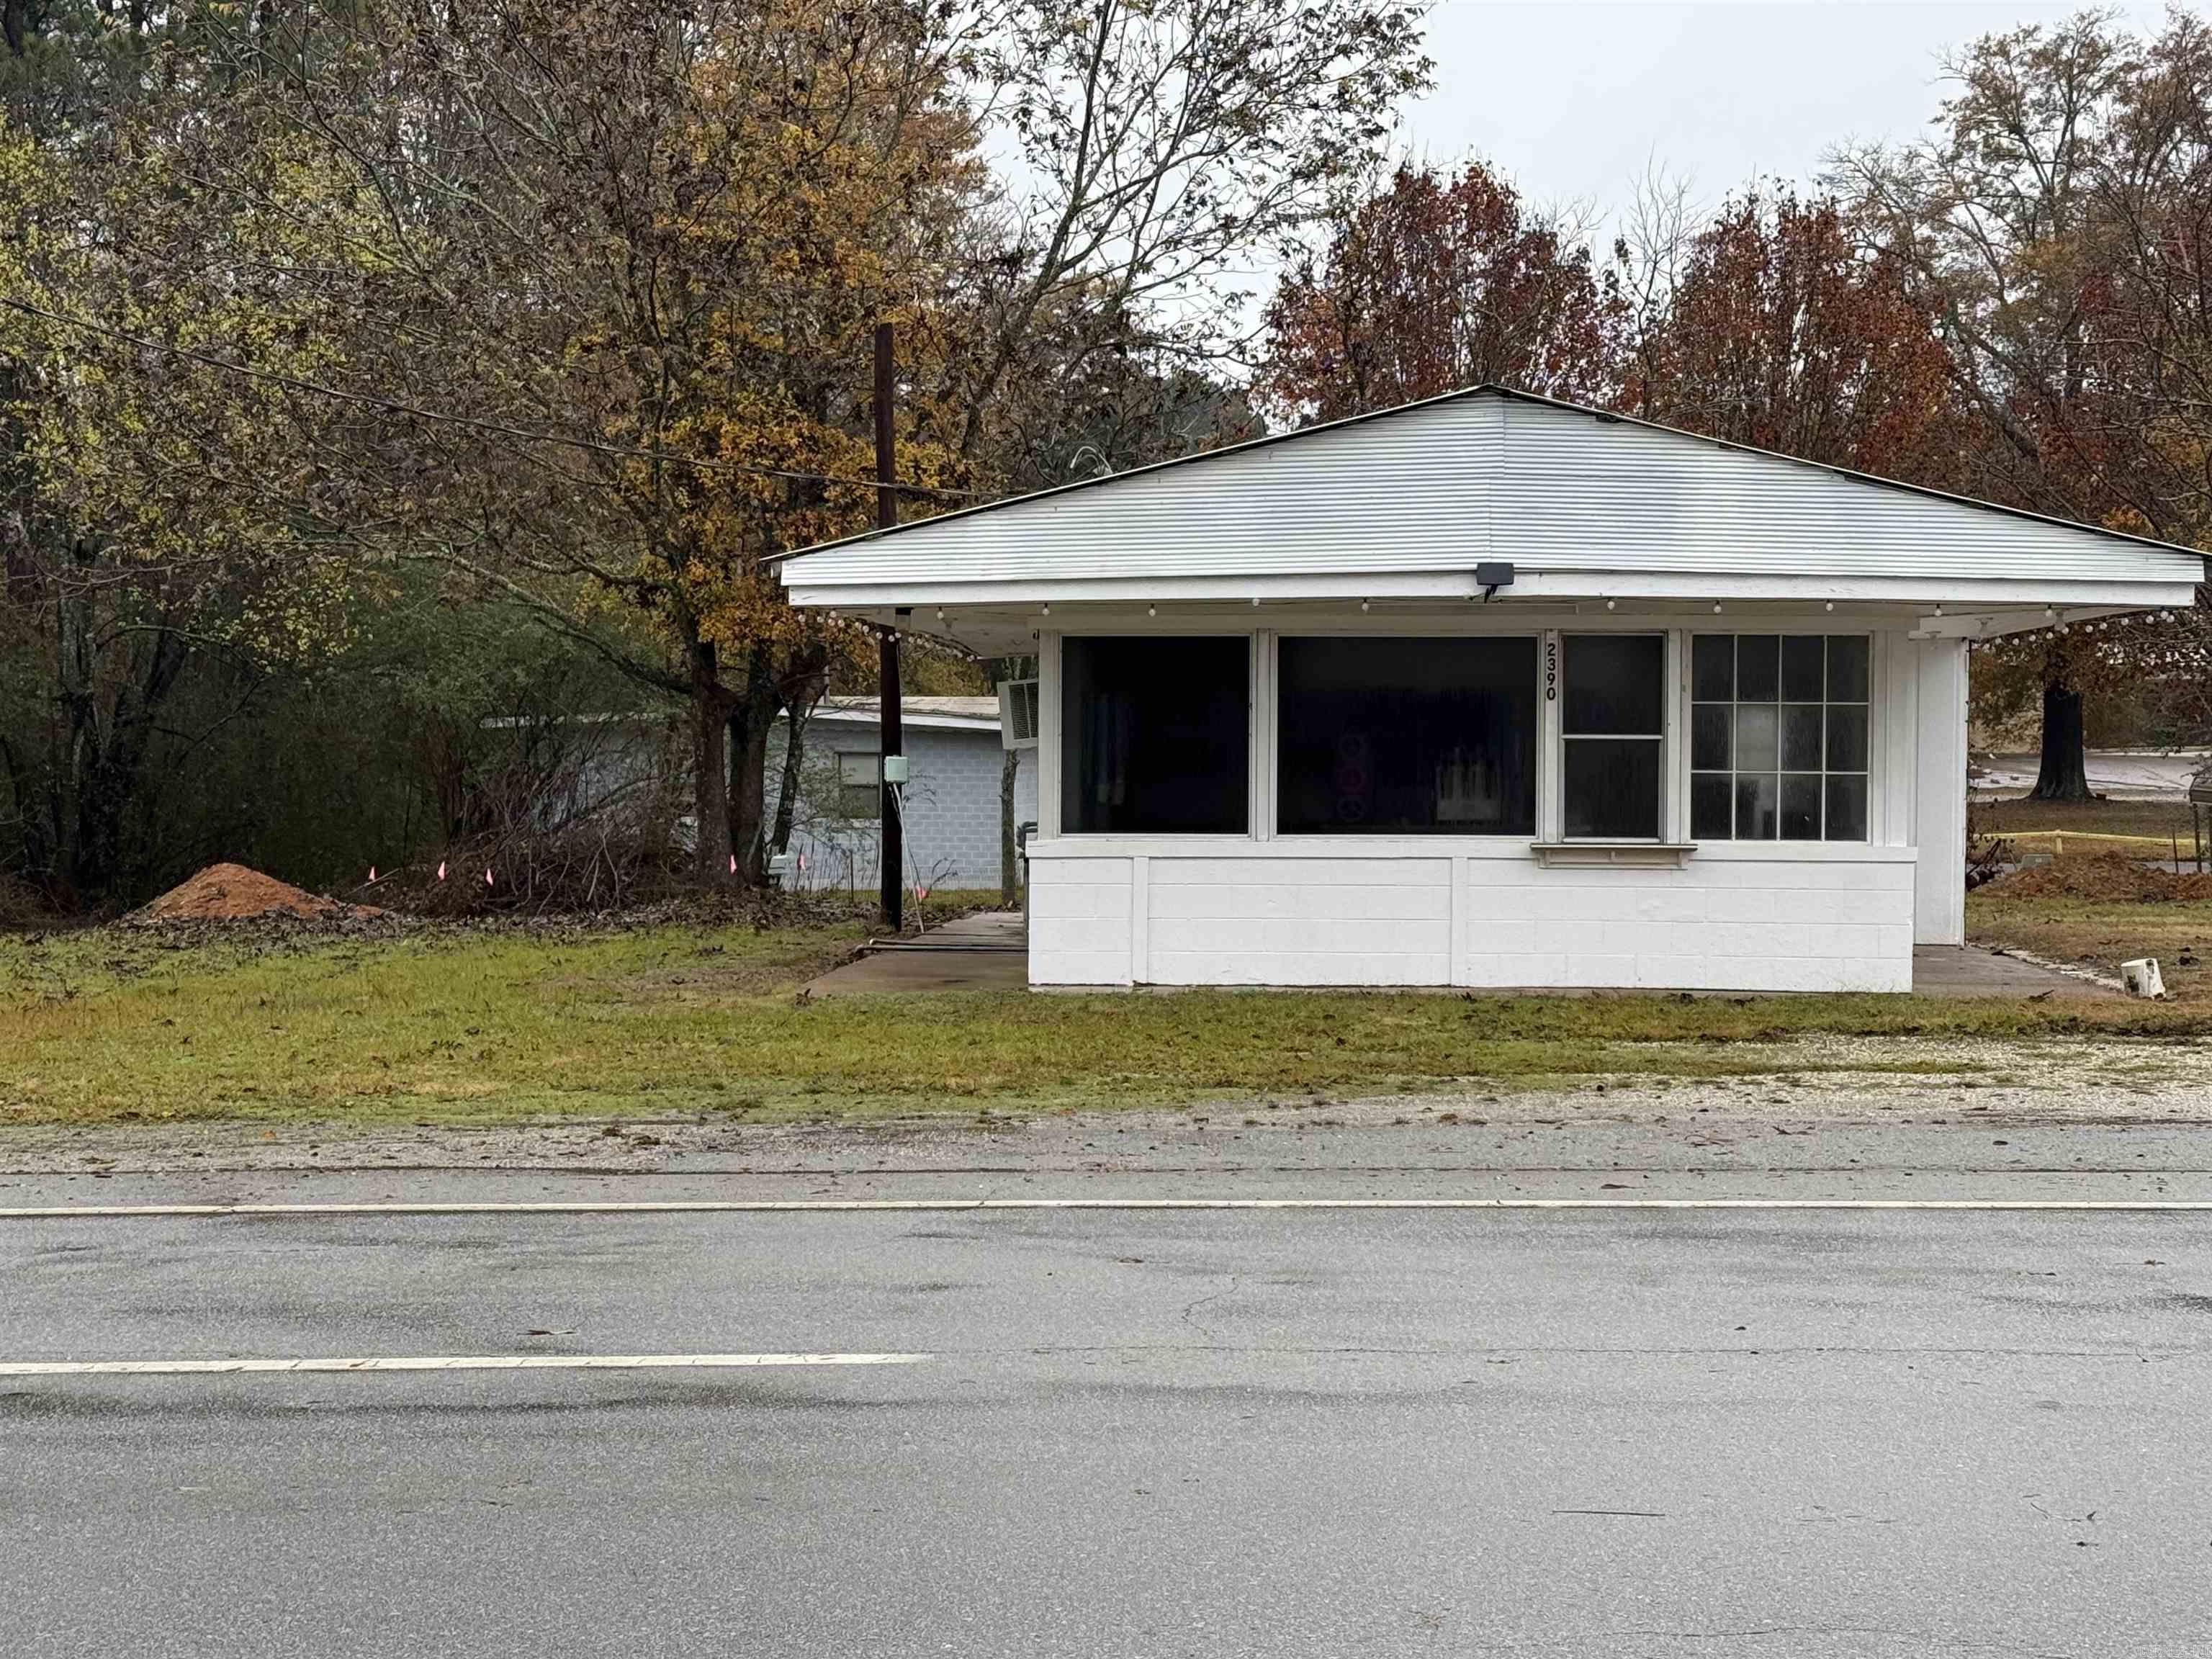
[688,638,733,884]
[724,647,778,887]
[2029,673,2093,801]
[999,749,1020,907]
[770,700,811,856]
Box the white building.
[780,387,2204,991]
[773,697,1035,894]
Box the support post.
[875,322,903,932]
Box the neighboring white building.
[773,697,1036,894]
[779,385,2206,991]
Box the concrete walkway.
[804,911,1029,995]
[806,917,2111,999]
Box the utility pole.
[875,322,904,932]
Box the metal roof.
[812,696,999,732]
[778,385,2208,594]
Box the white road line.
[1,1197,2211,1218]
[0,1352,927,1377]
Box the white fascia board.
[806,710,999,733]
[1910,603,2180,639]
[788,570,2198,610]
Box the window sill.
[1532,841,1697,869]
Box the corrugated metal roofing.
[778,386,2206,591]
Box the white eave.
[778,385,2208,619]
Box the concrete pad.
[804,910,1028,996]
[1912,943,2117,997]
[806,922,2114,1000]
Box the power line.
[0,297,981,503]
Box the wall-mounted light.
[1040,603,1050,616]
[1825,601,1835,613]
[1360,598,1370,613]
[1933,604,1945,618]
[1712,601,1723,614]
[1148,605,1157,617]
[1604,598,1616,611]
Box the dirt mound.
[1987,850,2212,904]
[136,863,380,922]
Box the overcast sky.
[1402,1,2176,246]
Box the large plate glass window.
[1689,634,1870,842]
[1277,637,1537,835]
[1560,634,1665,838]
[1061,636,1249,834]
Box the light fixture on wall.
[1360,598,1370,613]
[936,608,946,624]
[1825,601,1835,612]
[1604,598,1616,611]
[1040,603,1050,616]
[1148,605,1157,617]
[1712,601,1723,614]
[1933,605,1944,617]
[1251,596,1261,607]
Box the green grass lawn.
[5,908,2208,1127]
[1966,887,2212,1002]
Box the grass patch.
[1971,793,2205,847]
[5,913,2210,1126]
[1967,886,2212,1003]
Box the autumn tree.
[1619,189,1967,480]
[1826,10,2210,799]
[945,0,1429,455]
[0,2,374,902]
[1258,159,1622,421]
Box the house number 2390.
[1543,637,1558,701]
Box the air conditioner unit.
[998,678,1039,750]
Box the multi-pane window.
[1560,634,1666,838]
[1277,637,1537,835]
[1690,634,1869,842]
[1061,635,1250,833]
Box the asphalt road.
[4,1205,2209,1658]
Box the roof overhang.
[780,385,2208,655]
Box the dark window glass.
[1781,635,1825,701]
[1737,634,1780,702]
[1780,773,1822,840]
[1690,704,1731,770]
[1781,706,1824,771]
[1691,634,1734,702]
[1825,774,1869,841]
[1565,739,1662,838]
[1826,704,1869,771]
[1735,773,1779,840]
[1691,773,1732,839]
[1561,635,1664,838]
[1277,637,1536,835]
[1061,636,1248,833]
[1827,635,1870,701]
[1562,634,1664,734]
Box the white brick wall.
[1028,845,1915,990]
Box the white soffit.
[778,387,2209,595]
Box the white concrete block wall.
[1028,845,1915,990]
[1910,638,1969,945]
